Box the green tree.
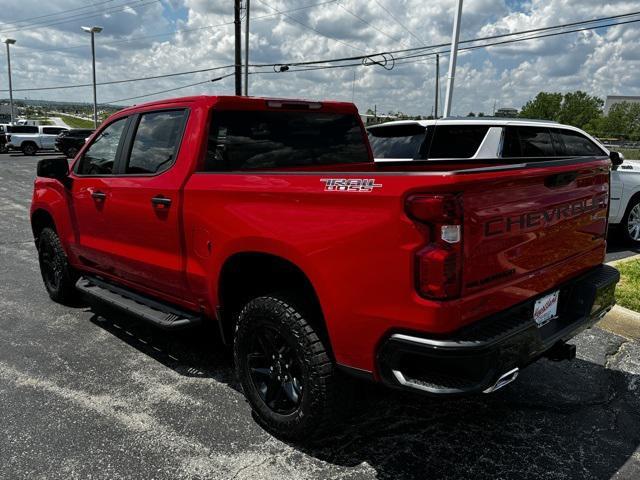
[557,91,604,129]
[597,102,640,140]
[519,92,563,120]
[467,112,476,117]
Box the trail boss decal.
[321,179,382,192]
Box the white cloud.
[0,0,640,116]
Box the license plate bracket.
[533,291,560,328]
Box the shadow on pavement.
[607,231,640,257]
[89,304,640,480]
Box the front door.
[97,109,191,302]
[68,116,130,273]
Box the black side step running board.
[76,275,202,330]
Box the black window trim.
[551,127,607,157]
[73,116,133,177]
[116,107,190,177]
[500,125,608,159]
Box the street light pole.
[443,0,463,118]
[82,26,102,128]
[243,0,250,96]
[3,39,16,124]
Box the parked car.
[0,124,7,153]
[610,157,640,246]
[55,128,95,158]
[368,118,635,244]
[32,96,619,440]
[6,125,69,155]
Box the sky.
[0,0,640,116]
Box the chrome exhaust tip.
[483,367,519,393]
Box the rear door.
[41,127,67,149]
[462,125,609,294]
[99,108,192,302]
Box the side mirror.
[610,151,624,167]
[37,156,69,184]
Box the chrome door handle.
[151,195,172,207]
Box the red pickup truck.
[31,95,619,439]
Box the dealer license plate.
[533,291,559,328]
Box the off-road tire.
[37,228,79,304]
[234,295,339,441]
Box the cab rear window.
[204,110,369,171]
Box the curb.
[607,253,640,267]
[598,305,640,341]
[599,255,640,339]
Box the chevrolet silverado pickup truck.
[31,96,619,439]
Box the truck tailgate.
[461,161,609,295]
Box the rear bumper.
[377,264,619,396]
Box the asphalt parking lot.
[1,152,640,480]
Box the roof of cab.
[116,95,358,114]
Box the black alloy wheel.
[246,325,304,415]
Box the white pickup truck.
[6,125,69,155]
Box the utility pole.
[234,0,242,95]
[434,53,440,118]
[3,39,16,124]
[443,0,463,117]
[243,0,250,96]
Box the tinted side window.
[205,110,369,171]
[8,125,38,133]
[553,129,605,156]
[503,127,555,157]
[126,110,186,175]
[77,118,127,175]
[43,127,65,135]
[427,125,489,158]
[367,124,426,159]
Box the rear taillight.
[406,194,463,300]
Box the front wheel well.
[31,209,56,245]
[217,252,329,349]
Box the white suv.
[367,118,638,245]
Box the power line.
[1,0,118,26]
[249,9,640,68]
[18,0,338,54]
[104,73,235,104]
[3,11,640,95]
[0,0,161,34]
[335,2,408,47]
[371,0,425,46]
[0,64,235,92]
[255,0,366,52]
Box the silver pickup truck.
[6,125,69,155]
